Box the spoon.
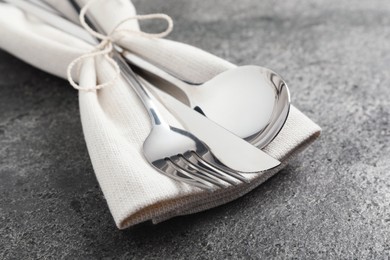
[125,52,290,148]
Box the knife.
[140,78,280,172]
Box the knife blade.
[140,78,280,172]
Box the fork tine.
[170,156,229,188]
[182,153,240,186]
[163,159,215,190]
[192,152,250,183]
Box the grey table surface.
[1,0,390,259]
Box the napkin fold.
[0,0,321,229]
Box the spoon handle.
[123,52,193,95]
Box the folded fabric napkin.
[0,0,321,229]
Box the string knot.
[67,0,173,91]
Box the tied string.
[67,0,173,91]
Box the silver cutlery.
[125,53,290,148]
[4,0,283,189]
[71,0,281,170]
[117,50,281,189]
[140,78,280,173]
[66,0,281,171]
[7,0,290,150]
[115,52,252,190]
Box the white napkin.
[0,0,321,229]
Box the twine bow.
[67,0,173,91]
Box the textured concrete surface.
[1,0,390,258]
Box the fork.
[114,52,249,190]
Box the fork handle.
[113,51,168,127]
